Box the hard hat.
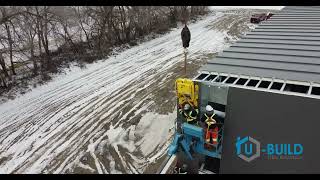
[206,105,214,116]
[184,103,191,111]
[206,105,214,112]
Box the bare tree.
[15,6,38,75]
[0,7,22,76]
[72,6,92,48]
[35,6,51,69]
[0,53,8,78]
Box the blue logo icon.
[236,136,260,162]
[236,136,303,162]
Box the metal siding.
[201,64,320,83]
[211,57,320,74]
[239,38,320,46]
[213,52,320,65]
[246,31,320,37]
[201,6,320,84]
[243,35,320,41]
[232,43,320,51]
[225,47,320,57]
[220,87,320,174]
[238,39,320,46]
[253,28,320,33]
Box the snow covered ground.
[0,10,260,174]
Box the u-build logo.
[236,136,303,162]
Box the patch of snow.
[134,112,176,157]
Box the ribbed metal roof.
[197,6,320,98]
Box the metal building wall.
[200,6,320,85]
[220,87,320,174]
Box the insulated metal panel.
[232,43,320,51]
[220,87,320,174]
[200,6,320,85]
[253,28,320,33]
[238,38,320,46]
[211,57,320,74]
[213,52,320,65]
[225,47,320,57]
[242,35,320,41]
[199,82,229,106]
[201,64,320,83]
[246,31,320,37]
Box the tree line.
[0,6,208,89]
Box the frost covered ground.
[0,10,259,174]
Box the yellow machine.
[175,78,199,108]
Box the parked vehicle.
[250,13,268,23]
[267,12,274,19]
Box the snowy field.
[0,10,260,174]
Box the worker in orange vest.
[201,105,220,147]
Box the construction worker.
[179,103,198,125]
[201,105,220,147]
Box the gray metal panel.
[271,16,320,19]
[258,23,320,27]
[210,57,320,74]
[199,82,229,106]
[201,6,320,84]
[220,87,320,174]
[281,10,320,13]
[274,16,320,19]
[200,64,320,83]
[262,20,320,24]
[225,47,320,57]
[281,7,320,11]
[246,31,320,37]
[256,26,320,30]
[253,28,320,33]
[232,42,320,51]
[276,13,320,15]
[214,52,320,65]
[243,34,320,41]
[269,18,320,21]
[238,38,320,46]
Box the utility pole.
[184,48,187,76]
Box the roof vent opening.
[196,73,209,80]
[258,81,271,88]
[235,78,248,85]
[205,74,217,81]
[283,83,309,94]
[311,87,320,96]
[270,82,284,90]
[225,77,237,84]
[214,76,227,83]
[247,79,259,87]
